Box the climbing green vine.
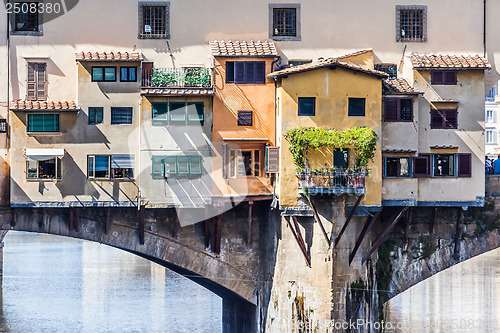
[284,127,378,168]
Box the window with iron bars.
[138,2,170,39]
[396,5,427,42]
[269,4,300,41]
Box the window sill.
[89,178,135,182]
[27,179,62,182]
[11,31,43,37]
[271,36,301,41]
[27,132,61,135]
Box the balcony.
[141,67,213,97]
[297,168,366,195]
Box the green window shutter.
[152,155,165,179]
[187,102,204,123]
[96,109,103,123]
[28,114,59,133]
[189,155,202,175]
[92,67,104,81]
[152,103,168,125]
[266,146,279,173]
[165,156,177,176]
[169,102,186,122]
[177,156,190,175]
[89,108,96,123]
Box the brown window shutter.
[444,71,457,85]
[445,109,458,128]
[256,62,266,84]
[458,153,472,177]
[266,146,279,173]
[222,143,228,179]
[413,155,430,177]
[37,63,47,100]
[431,71,443,85]
[27,63,37,101]
[384,98,398,121]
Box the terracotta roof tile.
[382,149,417,153]
[209,40,278,57]
[141,88,214,96]
[383,78,421,95]
[430,145,458,149]
[76,51,143,61]
[410,54,490,69]
[10,100,80,111]
[268,58,388,78]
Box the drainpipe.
[271,56,280,146]
[6,6,10,152]
[137,95,143,210]
[484,0,487,58]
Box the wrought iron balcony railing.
[141,67,212,88]
[297,168,366,195]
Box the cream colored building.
[2,0,500,207]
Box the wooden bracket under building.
[403,207,412,244]
[349,210,380,266]
[285,216,311,267]
[105,207,111,235]
[334,194,364,248]
[138,205,145,245]
[429,207,437,234]
[454,208,464,256]
[204,206,211,249]
[172,211,180,239]
[247,201,253,249]
[69,207,74,231]
[306,195,330,245]
[75,207,80,232]
[39,208,45,229]
[362,206,409,264]
[10,208,15,228]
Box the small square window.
[89,107,103,124]
[298,97,315,116]
[120,67,137,82]
[348,98,365,116]
[396,5,427,42]
[385,157,411,177]
[433,154,455,177]
[238,110,253,126]
[269,4,301,41]
[111,107,133,125]
[430,109,457,129]
[11,1,42,35]
[431,70,457,85]
[138,2,170,39]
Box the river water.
[387,248,500,333]
[0,231,222,333]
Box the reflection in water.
[387,248,500,333]
[0,231,222,333]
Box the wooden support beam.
[69,208,74,231]
[211,216,217,253]
[362,206,409,264]
[292,216,308,257]
[172,211,180,239]
[105,207,111,235]
[10,209,15,228]
[306,195,330,245]
[39,208,45,229]
[285,217,311,267]
[247,201,253,249]
[349,211,380,266]
[138,206,145,245]
[429,207,437,234]
[75,207,80,232]
[404,207,412,244]
[454,208,464,256]
[204,206,210,249]
[334,194,364,248]
[215,213,222,255]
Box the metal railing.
[297,168,366,193]
[141,67,212,88]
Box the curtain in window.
[111,155,135,169]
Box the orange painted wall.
[212,56,276,198]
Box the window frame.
[384,97,413,122]
[151,155,203,179]
[486,129,498,144]
[228,149,262,178]
[225,61,266,84]
[26,62,47,101]
[152,101,204,126]
[27,113,60,133]
[120,67,138,82]
[88,155,135,180]
[111,107,133,125]
[138,2,170,39]
[348,98,366,117]
[431,70,457,85]
[384,156,412,178]
[237,110,253,126]
[396,5,427,43]
[430,109,458,129]
[298,97,316,117]
[88,107,104,125]
[432,153,456,177]
[26,157,62,181]
[91,67,117,82]
[486,109,497,124]
[11,1,43,36]
[269,3,301,41]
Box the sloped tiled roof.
[209,40,278,57]
[410,54,490,69]
[383,78,421,95]
[76,51,143,61]
[141,88,214,96]
[268,58,388,78]
[430,145,458,149]
[382,149,417,153]
[336,49,373,60]
[10,100,80,111]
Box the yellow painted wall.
[277,67,383,208]
[212,56,276,198]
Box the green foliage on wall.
[284,127,378,168]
